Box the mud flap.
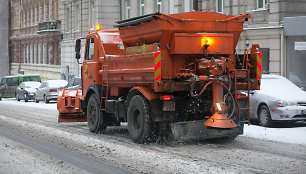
[171,120,244,142]
[58,113,87,123]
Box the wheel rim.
[132,109,141,131]
[88,101,97,126]
[260,108,268,125]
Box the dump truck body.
[58,11,261,143]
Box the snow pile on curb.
[243,125,306,145]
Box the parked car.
[16,82,41,102]
[34,80,68,103]
[0,75,41,100]
[65,77,81,90]
[249,75,306,127]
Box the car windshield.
[261,77,305,100]
[25,82,41,88]
[74,78,81,86]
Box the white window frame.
[216,0,223,13]
[65,7,70,32]
[140,0,145,16]
[184,0,193,12]
[75,4,80,31]
[169,0,174,14]
[125,0,130,19]
[157,0,162,13]
[90,1,95,27]
[257,0,266,9]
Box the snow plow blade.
[58,113,86,122]
[171,120,244,142]
[57,89,86,122]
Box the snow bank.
[1,98,57,111]
[243,124,306,145]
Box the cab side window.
[85,38,95,60]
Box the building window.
[75,4,80,31]
[184,0,193,12]
[90,1,95,27]
[65,8,70,32]
[257,0,265,9]
[157,0,162,13]
[140,0,145,16]
[216,0,223,13]
[125,0,130,19]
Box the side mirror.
[35,88,39,90]
[250,90,255,95]
[75,39,81,60]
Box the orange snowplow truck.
[57,11,261,143]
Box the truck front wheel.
[87,94,106,133]
[127,95,154,143]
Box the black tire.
[258,105,273,127]
[16,94,20,101]
[127,95,154,143]
[34,95,39,103]
[44,95,49,103]
[87,94,106,133]
[24,94,28,102]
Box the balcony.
[37,20,61,34]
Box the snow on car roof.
[22,81,41,85]
[22,82,41,88]
[260,75,306,101]
[45,80,68,88]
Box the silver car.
[249,75,306,127]
[16,82,41,102]
[34,80,68,103]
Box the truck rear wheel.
[127,95,154,143]
[87,94,106,133]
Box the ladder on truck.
[233,48,251,125]
[100,56,110,111]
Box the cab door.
[82,36,100,96]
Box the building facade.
[9,0,62,81]
[0,0,10,79]
[120,0,306,89]
[60,0,120,79]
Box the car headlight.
[276,100,295,107]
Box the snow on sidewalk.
[243,124,306,145]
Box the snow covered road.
[0,98,306,173]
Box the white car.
[249,75,306,127]
[34,80,68,103]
